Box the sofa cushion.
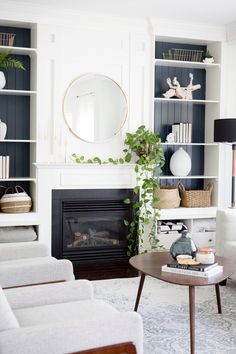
[14,299,118,327]
[0,287,19,331]
[5,280,93,310]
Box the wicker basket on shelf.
[178,182,213,208]
[0,33,15,46]
[154,186,181,209]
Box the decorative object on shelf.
[0,185,32,213]
[170,229,197,260]
[203,50,214,64]
[123,125,165,254]
[162,48,203,62]
[178,182,213,208]
[196,247,215,264]
[0,120,7,140]
[214,118,236,208]
[171,122,192,143]
[154,185,180,209]
[169,147,191,176]
[0,49,25,89]
[166,132,175,143]
[0,33,15,46]
[163,73,201,100]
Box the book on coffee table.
[161,264,223,278]
[167,260,218,272]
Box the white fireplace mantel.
[35,163,136,252]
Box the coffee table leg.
[215,283,222,314]
[134,272,146,312]
[189,286,195,354]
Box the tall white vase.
[170,147,191,176]
[0,120,7,140]
[0,71,6,89]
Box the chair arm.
[72,342,136,354]
[216,209,236,256]
[0,242,48,261]
[0,313,143,354]
[5,280,93,309]
[0,258,74,288]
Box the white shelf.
[0,89,36,96]
[155,58,220,69]
[0,139,36,143]
[154,97,219,104]
[160,175,217,179]
[0,177,36,182]
[0,45,37,55]
[161,143,218,146]
[0,212,39,226]
[159,207,217,220]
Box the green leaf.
[124,219,129,226]
[125,153,132,162]
[123,198,131,204]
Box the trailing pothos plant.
[122,125,165,255]
[72,125,165,256]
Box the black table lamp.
[214,118,236,208]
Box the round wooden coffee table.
[130,251,236,354]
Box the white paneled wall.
[36,21,152,163]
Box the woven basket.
[178,182,213,208]
[154,186,181,209]
[0,186,32,213]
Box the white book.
[0,156,2,179]
[2,156,5,179]
[188,123,192,143]
[179,123,183,143]
[5,155,9,179]
[172,124,179,143]
[182,123,186,143]
[161,264,223,278]
[185,123,189,143]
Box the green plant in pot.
[123,125,165,255]
[0,49,25,89]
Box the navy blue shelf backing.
[0,26,31,194]
[155,41,207,190]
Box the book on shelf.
[188,123,192,143]
[0,155,10,179]
[161,264,223,278]
[166,260,218,272]
[172,124,179,143]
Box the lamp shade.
[214,119,236,142]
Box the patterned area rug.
[92,276,236,354]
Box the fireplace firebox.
[52,189,137,267]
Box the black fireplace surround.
[52,189,136,266]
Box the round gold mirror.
[63,73,128,143]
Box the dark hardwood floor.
[73,260,139,280]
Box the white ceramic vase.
[0,71,6,89]
[170,147,191,176]
[0,120,7,140]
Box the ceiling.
[9,0,236,25]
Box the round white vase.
[0,71,6,89]
[170,147,191,176]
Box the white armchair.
[0,280,143,354]
[215,208,236,281]
[0,242,74,288]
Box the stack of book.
[157,221,185,235]
[0,155,10,179]
[162,260,223,278]
[171,123,192,143]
